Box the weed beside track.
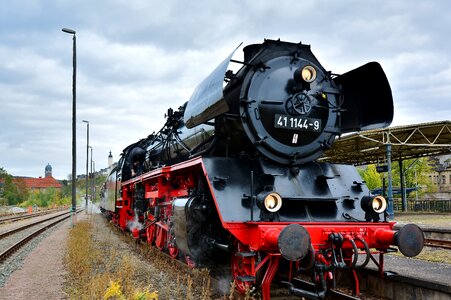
[64,214,215,299]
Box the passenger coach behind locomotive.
[103,39,424,300]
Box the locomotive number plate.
[274,114,321,131]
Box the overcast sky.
[0,0,450,180]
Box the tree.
[21,187,70,208]
[359,165,383,190]
[60,179,71,199]
[393,157,436,196]
[0,167,30,205]
[13,177,30,204]
[359,158,435,197]
[0,167,8,205]
[0,167,23,205]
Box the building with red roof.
[14,164,62,192]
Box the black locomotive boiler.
[101,39,424,299]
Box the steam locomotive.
[101,39,424,299]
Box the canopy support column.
[386,143,394,219]
[399,160,407,212]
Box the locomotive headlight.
[301,65,317,83]
[371,196,387,213]
[257,191,282,213]
[361,195,387,214]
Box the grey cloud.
[0,0,450,179]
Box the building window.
[442,175,446,184]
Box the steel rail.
[424,238,451,250]
[0,211,71,239]
[0,208,65,225]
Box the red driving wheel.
[146,224,156,245]
[155,226,166,250]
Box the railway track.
[0,209,81,263]
[0,208,65,225]
[280,278,361,300]
[0,210,71,239]
[424,238,451,250]
[422,227,451,250]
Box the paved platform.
[381,254,451,288]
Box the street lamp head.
[82,120,89,124]
[62,28,76,35]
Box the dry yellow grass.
[394,213,451,227]
[414,247,451,263]
[64,220,159,299]
[64,217,214,299]
[388,245,451,264]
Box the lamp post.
[92,160,96,204]
[62,27,77,225]
[82,120,89,212]
[89,146,93,204]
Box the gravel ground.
[0,212,73,299]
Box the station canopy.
[319,121,451,165]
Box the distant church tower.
[108,151,113,168]
[45,163,52,178]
